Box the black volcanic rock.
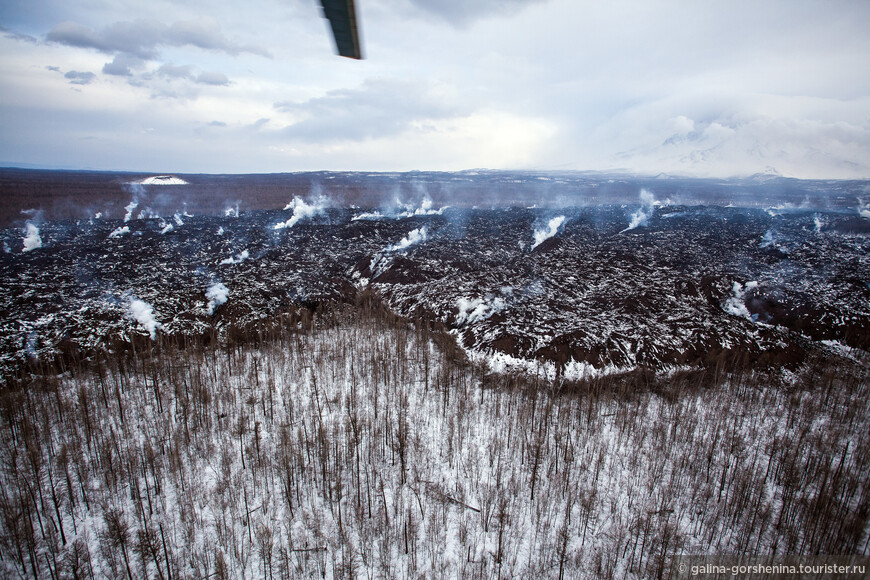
[0,204,868,378]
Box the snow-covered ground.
[1,309,866,578]
[134,175,189,185]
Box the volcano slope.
[0,203,868,379]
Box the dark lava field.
[2,172,869,380]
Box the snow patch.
[461,343,630,382]
[136,175,189,185]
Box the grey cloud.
[154,64,230,88]
[102,54,145,76]
[64,70,95,85]
[46,17,269,60]
[248,118,270,130]
[45,65,60,72]
[157,63,195,80]
[208,121,227,127]
[196,71,230,86]
[405,0,546,26]
[165,19,269,57]
[47,21,146,56]
[0,24,38,43]
[274,78,471,142]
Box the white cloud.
[46,17,269,60]
[0,0,868,177]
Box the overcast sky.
[1,0,868,178]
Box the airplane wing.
[319,0,363,59]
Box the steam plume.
[274,196,327,229]
[109,226,130,238]
[396,197,446,218]
[124,201,138,222]
[206,282,229,314]
[369,226,429,276]
[621,189,656,232]
[723,281,758,319]
[126,296,161,340]
[385,226,428,253]
[123,183,146,222]
[352,196,446,221]
[455,296,506,326]
[21,209,43,252]
[531,216,566,249]
[220,250,249,265]
[22,223,42,252]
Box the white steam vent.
[21,209,42,252]
[125,296,162,340]
[220,249,249,265]
[723,281,758,319]
[621,189,656,232]
[455,296,506,326]
[385,226,428,253]
[531,216,566,249]
[274,196,327,229]
[108,226,130,239]
[369,226,429,277]
[22,223,42,252]
[206,282,229,314]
